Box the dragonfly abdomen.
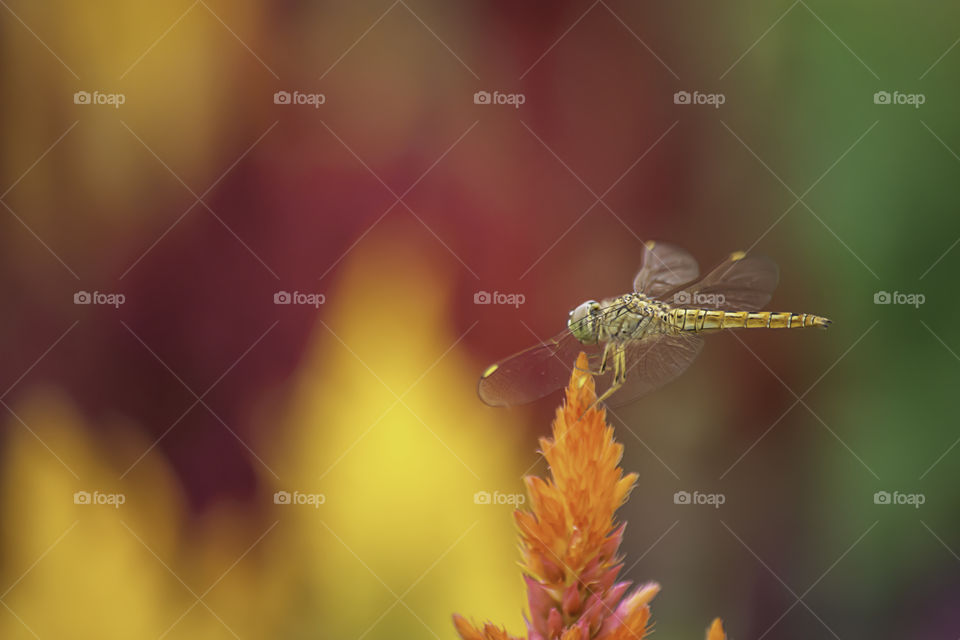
[667,309,831,332]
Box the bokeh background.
[1,2,958,638]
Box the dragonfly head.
[568,300,601,344]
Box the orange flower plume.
[454,353,727,640]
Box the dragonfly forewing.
[477,331,605,407]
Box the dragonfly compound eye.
[567,300,600,344]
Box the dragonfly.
[478,241,831,408]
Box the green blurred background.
[1,2,958,638]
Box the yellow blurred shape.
[0,228,536,639]
[0,390,183,639]
[263,229,529,638]
[0,391,289,639]
[1,1,269,234]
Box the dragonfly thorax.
[567,300,602,344]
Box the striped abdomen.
[667,308,831,332]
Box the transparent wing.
[603,333,704,407]
[478,331,607,407]
[659,251,779,311]
[632,241,700,297]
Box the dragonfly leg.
[572,344,609,378]
[572,350,604,376]
[595,344,626,405]
[578,344,625,418]
[597,342,611,375]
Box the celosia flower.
[455,353,727,640]
[706,619,726,640]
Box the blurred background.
[1,1,958,638]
